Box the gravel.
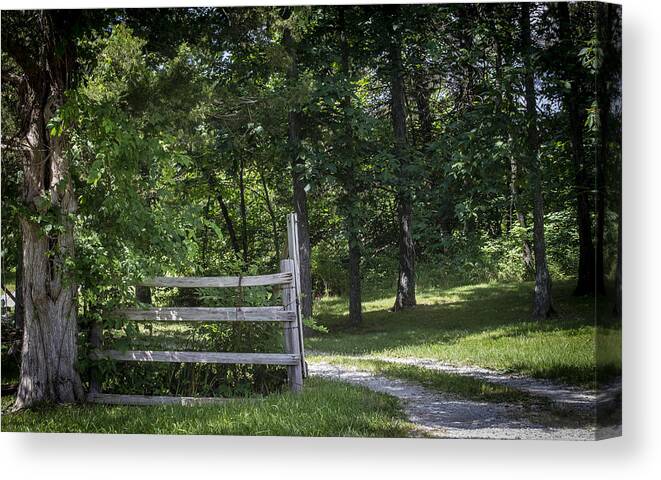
[309,361,620,440]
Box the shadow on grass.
[307,279,621,386]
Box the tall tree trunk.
[388,6,416,311]
[206,173,241,257]
[495,38,534,278]
[239,155,249,265]
[15,226,24,330]
[510,154,535,277]
[283,23,313,319]
[216,190,241,257]
[613,209,622,315]
[201,194,212,269]
[339,6,363,326]
[413,74,433,147]
[413,65,453,240]
[521,3,554,319]
[595,3,613,296]
[259,168,281,260]
[557,2,596,296]
[6,11,85,409]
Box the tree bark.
[557,2,596,296]
[239,155,249,264]
[388,6,416,311]
[509,154,535,278]
[521,3,554,319]
[283,23,313,319]
[259,168,281,260]
[339,6,363,326]
[15,225,24,330]
[595,2,614,296]
[15,84,83,407]
[206,173,242,257]
[136,286,152,305]
[613,209,622,315]
[5,11,86,409]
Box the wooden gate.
[87,213,306,405]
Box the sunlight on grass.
[309,280,621,387]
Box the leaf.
[88,159,104,185]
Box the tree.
[387,5,416,311]
[595,2,617,296]
[337,6,363,326]
[491,6,535,277]
[2,11,89,408]
[282,11,314,320]
[520,3,554,319]
[556,2,596,296]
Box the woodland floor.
[1,279,621,438]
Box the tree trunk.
[136,286,152,305]
[339,6,363,326]
[207,174,242,257]
[521,3,554,319]
[388,6,416,311]
[201,194,212,269]
[389,10,416,311]
[557,2,596,296]
[613,210,622,315]
[259,168,281,260]
[495,36,533,277]
[239,155,249,265]
[510,154,535,278]
[283,24,313,319]
[15,92,83,408]
[413,73,433,147]
[595,3,613,296]
[15,225,24,330]
[6,11,86,409]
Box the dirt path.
[309,352,621,412]
[308,361,619,440]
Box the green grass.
[315,355,535,404]
[1,277,620,435]
[1,377,414,436]
[308,280,621,387]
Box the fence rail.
[138,272,292,288]
[87,213,306,405]
[111,306,295,322]
[90,350,301,365]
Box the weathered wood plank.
[280,259,303,392]
[286,213,308,378]
[139,273,292,288]
[87,393,230,406]
[90,350,300,365]
[111,306,294,322]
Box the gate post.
[286,213,307,377]
[280,258,303,391]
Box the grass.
[0,276,620,435]
[1,377,414,437]
[314,355,535,404]
[308,279,621,388]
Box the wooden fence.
[87,213,306,406]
